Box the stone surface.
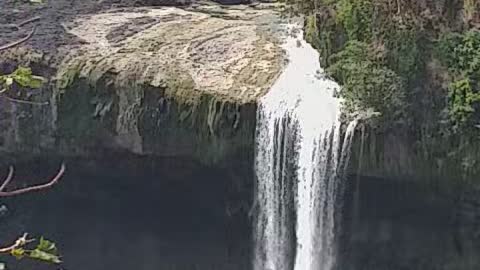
[348,126,480,186]
[0,1,286,165]
[59,3,283,104]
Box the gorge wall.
[296,0,480,188]
[0,1,284,170]
[3,2,480,269]
[2,0,479,188]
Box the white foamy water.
[254,24,357,270]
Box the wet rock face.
[0,2,285,165]
[338,176,480,270]
[106,0,254,7]
[213,0,252,4]
[60,4,283,104]
[132,0,193,6]
[348,126,480,184]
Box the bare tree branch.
[4,16,41,31]
[17,16,41,28]
[0,163,66,197]
[0,95,49,106]
[0,233,35,253]
[0,26,36,52]
[0,166,14,191]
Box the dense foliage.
[437,30,480,129]
[328,41,405,122]
[295,0,479,126]
[285,0,480,179]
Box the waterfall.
[254,24,357,270]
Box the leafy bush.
[385,28,422,84]
[336,0,373,42]
[447,78,480,125]
[437,30,480,127]
[437,30,480,76]
[328,41,405,120]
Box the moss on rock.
[0,2,287,166]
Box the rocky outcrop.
[347,125,480,189]
[300,0,480,185]
[0,1,285,165]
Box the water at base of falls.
[254,24,357,270]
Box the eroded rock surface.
[60,4,283,104]
[0,1,286,165]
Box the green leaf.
[29,249,61,264]
[26,237,62,264]
[36,237,57,253]
[10,248,25,260]
[11,67,45,89]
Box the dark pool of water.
[0,158,251,270]
[1,158,479,270]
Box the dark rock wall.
[0,75,257,169]
[348,125,480,188]
[339,176,480,270]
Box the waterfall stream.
[254,24,357,270]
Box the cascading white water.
[254,24,357,270]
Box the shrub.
[328,41,405,120]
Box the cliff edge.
[0,1,286,165]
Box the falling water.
[254,24,357,270]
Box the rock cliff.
[0,1,285,165]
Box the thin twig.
[3,17,41,31]
[0,166,14,192]
[17,16,41,28]
[0,163,66,197]
[0,95,49,106]
[0,26,36,52]
[0,233,31,253]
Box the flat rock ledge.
[0,2,287,166]
[59,3,284,104]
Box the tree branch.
[4,16,41,31]
[0,163,66,197]
[0,166,14,192]
[0,95,49,106]
[0,233,34,253]
[17,16,41,28]
[0,26,36,52]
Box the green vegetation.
[12,237,60,264]
[327,41,405,121]
[285,0,480,180]
[336,0,373,42]
[2,236,61,267]
[437,30,480,129]
[287,0,479,127]
[0,67,45,93]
